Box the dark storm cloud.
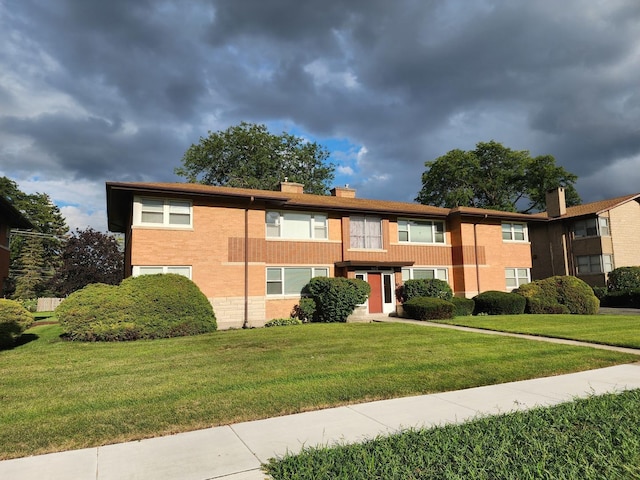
[1,0,640,231]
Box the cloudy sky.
[2,0,640,231]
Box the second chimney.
[330,185,356,198]
[546,187,567,218]
[280,181,304,194]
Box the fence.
[37,297,64,312]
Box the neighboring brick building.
[106,181,544,329]
[0,195,33,295]
[529,188,640,287]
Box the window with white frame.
[132,266,192,279]
[350,216,382,249]
[398,219,445,244]
[401,267,448,282]
[266,267,329,295]
[135,197,192,228]
[266,211,327,240]
[502,222,528,242]
[576,255,614,274]
[505,268,530,289]
[573,217,609,238]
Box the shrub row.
[403,297,454,320]
[473,291,526,315]
[0,299,33,348]
[57,274,217,341]
[400,279,453,303]
[265,318,303,327]
[515,276,599,315]
[599,289,640,308]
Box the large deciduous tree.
[175,122,336,195]
[415,141,581,213]
[0,177,68,298]
[50,228,124,296]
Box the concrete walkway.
[2,331,640,480]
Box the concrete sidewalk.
[1,363,640,480]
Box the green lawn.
[265,389,640,479]
[438,314,640,348]
[0,321,636,460]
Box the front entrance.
[355,271,396,314]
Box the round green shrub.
[0,299,33,348]
[305,277,371,323]
[451,297,475,317]
[607,267,640,292]
[400,278,453,303]
[57,274,217,341]
[264,318,303,327]
[473,291,526,315]
[403,296,454,320]
[515,276,599,315]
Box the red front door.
[367,272,383,313]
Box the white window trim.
[132,265,192,279]
[266,266,329,297]
[505,267,530,290]
[133,196,193,229]
[397,218,446,244]
[265,211,328,241]
[501,222,529,242]
[401,267,449,282]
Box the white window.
[502,222,528,242]
[402,267,448,282]
[573,217,609,238]
[266,211,328,240]
[398,219,445,244]
[266,267,329,296]
[133,266,192,279]
[135,197,192,228]
[350,216,382,249]
[505,268,530,289]
[576,255,614,274]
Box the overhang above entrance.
[334,260,414,269]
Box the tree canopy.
[50,228,124,296]
[0,177,68,298]
[175,122,336,195]
[415,141,581,213]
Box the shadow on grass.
[0,333,40,351]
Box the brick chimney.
[546,187,566,218]
[330,185,356,198]
[280,180,304,194]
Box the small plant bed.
[0,322,635,460]
[438,314,640,349]
[264,389,640,479]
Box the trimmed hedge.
[451,297,475,317]
[291,297,316,323]
[305,277,371,323]
[600,289,640,308]
[515,276,599,315]
[0,299,33,348]
[400,279,453,303]
[607,267,640,292]
[403,296,454,320]
[473,291,526,315]
[57,274,217,341]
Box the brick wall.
[610,200,640,267]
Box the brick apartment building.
[530,188,640,287]
[107,181,543,329]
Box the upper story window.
[266,211,327,240]
[398,219,445,244]
[502,222,528,242]
[573,217,609,238]
[576,255,613,274]
[134,197,192,228]
[350,216,382,249]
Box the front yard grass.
[0,321,636,460]
[265,389,640,479]
[438,314,640,348]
